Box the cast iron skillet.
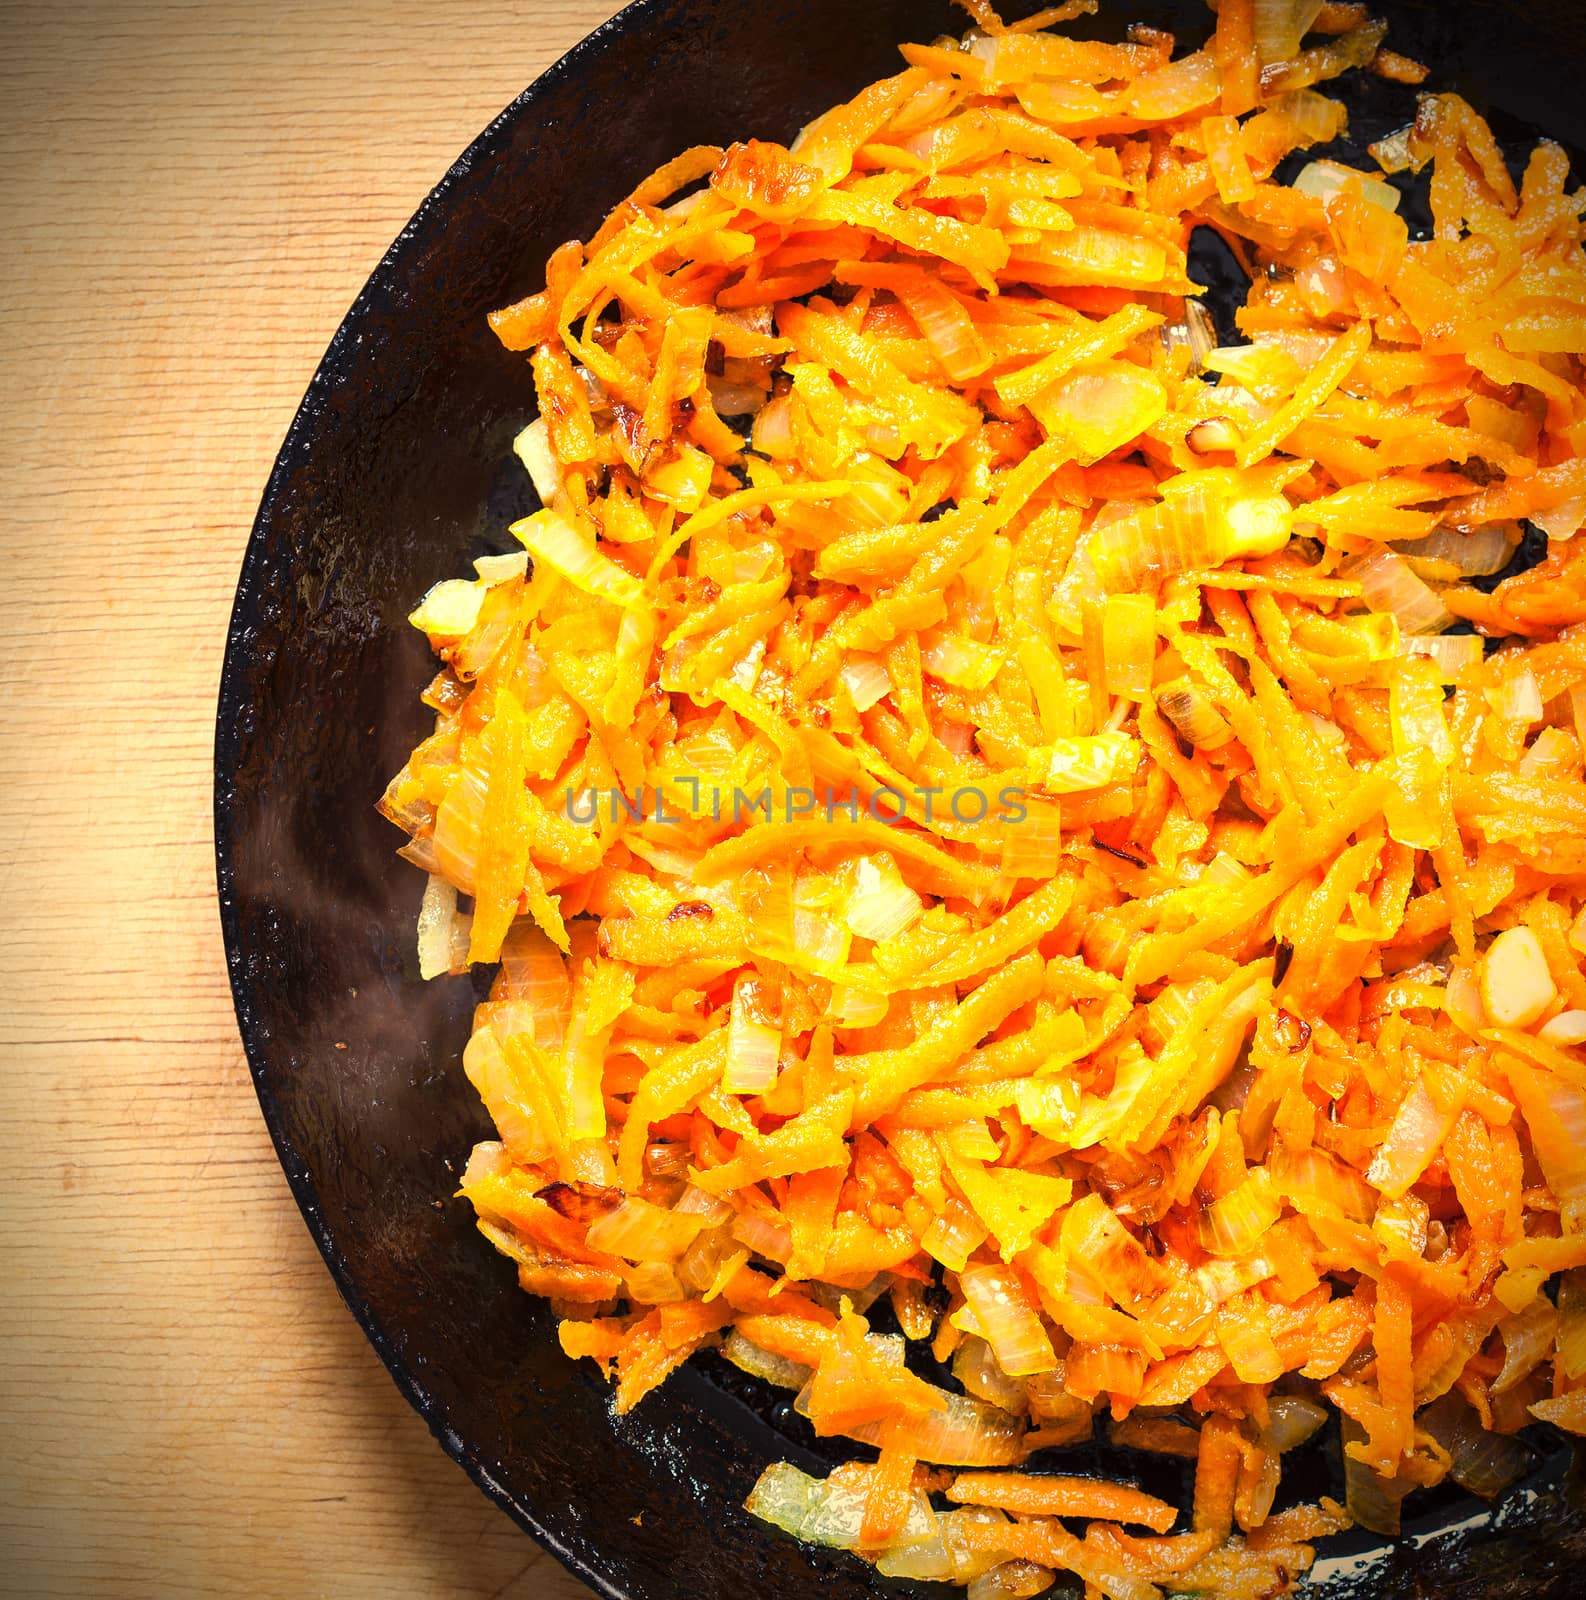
[216,1,1586,1594]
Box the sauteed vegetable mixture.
[383,0,1586,1591]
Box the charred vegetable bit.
[386,0,1586,1594]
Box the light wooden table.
[0,4,627,1595]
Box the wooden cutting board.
[0,5,628,1595]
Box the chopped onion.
[1155,677,1234,750]
[793,873,853,969]
[623,1259,685,1302]
[1032,731,1140,793]
[1253,0,1324,64]
[924,634,1006,692]
[1271,1144,1376,1221]
[1198,1169,1281,1255]
[1261,1395,1329,1453]
[1519,727,1577,780]
[1205,342,1297,394]
[473,550,531,585]
[1367,1078,1457,1198]
[1345,547,1454,635]
[1393,523,1516,578]
[849,1389,1027,1467]
[1531,494,1586,541]
[1442,963,1485,1034]
[843,854,924,942]
[511,509,644,608]
[724,1331,811,1390]
[409,577,485,638]
[585,1196,708,1261]
[748,1461,937,1552]
[676,1225,732,1294]
[1185,300,1216,367]
[879,1507,1017,1584]
[663,190,705,219]
[1418,1392,1534,1497]
[707,376,768,417]
[1480,926,1556,1030]
[923,1197,991,1273]
[944,1118,1002,1163]
[752,394,795,461]
[1162,300,1218,374]
[1401,632,1485,679]
[724,977,782,1093]
[1502,1058,1586,1234]
[1539,1010,1586,1046]
[645,444,714,511]
[1369,124,1417,174]
[959,1263,1057,1376]
[1374,1193,1430,1257]
[968,1561,1055,1600]
[731,1208,792,1264]
[839,656,892,712]
[1494,1299,1559,1393]
[1203,852,1253,886]
[574,364,606,406]
[513,416,562,504]
[416,873,471,979]
[1557,1269,1586,1379]
[1491,662,1545,727]
[1293,159,1402,213]
[1342,1419,1416,1534]
[830,985,889,1029]
[674,1183,735,1225]
[953,1335,1029,1413]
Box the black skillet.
[215,1,1586,1594]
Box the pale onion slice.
[409,577,485,638]
[1493,1298,1559,1394]
[511,508,644,607]
[839,656,892,712]
[417,873,471,980]
[1261,1395,1329,1453]
[1252,0,1324,64]
[1557,1270,1586,1380]
[845,1389,1027,1467]
[1540,1010,1586,1046]
[723,977,782,1093]
[1401,632,1485,679]
[1417,1392,1534,1497]
[1346,547,1454,634]
[585,1196,708,1261]
[958,1263,1057,1376]
[1155,678,1234,749]
[723,1331,811,1390]
[967,1561,1055,1600]
[843,855,924,942]
[1480,925,1557,1029]
[1293,158,1402,212]
[1369,124,1417,174]
[1531,494,1586,540]
[472,551,530,585]
[1392,523,1516,578]
[513,416,562,503]
[952,1335,1029,1414]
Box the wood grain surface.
[0,4,627,1595]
